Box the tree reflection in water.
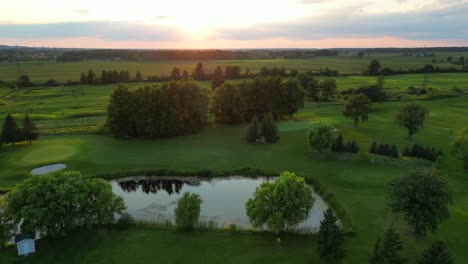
[118,179,201,195]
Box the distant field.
[0,52,466,82]
[1,72,467,134]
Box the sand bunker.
[31,164,67,175]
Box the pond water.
[112,176,330,232]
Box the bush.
[369,141,399,158]
[174,192,202,231]
[403,143,442,161]
[116,212,136,229]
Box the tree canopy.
[450,127,468,169]
[245,171,314,233]
[369,227,406,264]
[387,168,452,235]
[306,122,335,153]
[174,192,202,231]
[5,171,126,238]
[317,208,345,263]
[395,103,429,139]
[343,93,372,127]
[418,241,453,264]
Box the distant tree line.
[56,49,340,62]
[106,80,209,138]
[363,59,468,76]
[402,143,442,162]
[0,114,38,148]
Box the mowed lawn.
[0,228,318,264]
[1,95,468,263]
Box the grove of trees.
[106,80,209,138]
[1,114,38,146]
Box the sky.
[0,0,467,49]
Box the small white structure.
[15,234,36,256]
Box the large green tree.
[369,227,406,264]
[22,114,38,143]
[343,93,372,127]
[1,114,20,145]
[450,127,468,169]
[395,103,429,139]
[5,171,126,238]
[317,208,345,263]
[106,85,135,138]
[211,66,225,89]
[419,241,453,264]
[174,192,202,231]
[246,171,314,233]
[365,60,382,76]
[260,113,279,143]
[211,83,244,124]
[306,122,335,153]
[387,168,452,235]
[319,79,337,100]
[246,115,261,143]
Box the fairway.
[20,144,76,164]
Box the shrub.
[174,192,202,231]
[116,212,136,229]
[403,143,442,161]
[369,141,399,158]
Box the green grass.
[1,52,467,82]
[0,228,319,264]
[1,95,468,263]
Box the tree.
[182,70,190,80]
[245,171,314,233]
[106,85,135,138]
[211,66,225,89]
[365,60,381,76]
[260,113,279,143]
[418,241,453,264]
[343,93,372,127]
[306,122,335,153]
[17,74,33,88]
[170,67,181,80]
[331,134,345,152]
[211,83,244,124]
[80,73,87,84]
[358,51,365,59]
[317,208,345,263]
[5,171,126,238]
[193,62,205,80]
[320,79,337,100]
[369,141,378,154]
[86,69,96,84]
[450,127,468,169]
[246,115,261,143]
[387,168,452,235]
[22,114,38,143]
[0,212,13,248]
[174,192,202,231]
[395,103,429,139]
[1,114,20,145]
[306,78,320,101]
[135,71,143,82]
[369,227,405,264]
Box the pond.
[112,176,330,232]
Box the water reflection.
[112,176,329,232]
[118,179,201,195]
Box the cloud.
[0,21,183,41]
[74,9,92,16]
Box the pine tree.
[348,140,359,153]
[369,141,378,154]
[418,241,453,264]
[22,114,38,143]
[193,62,205,80]
[391,144,399,158]
[246,115,261,143]
[332,134,345,152]
[317,208,345,263]
[1,114,20,145]
[135,71,143,82]
[370,227,405,264]
[403,146,410,156]
[80,73,87,84]
[211,66,225,89]
[86,69,96,84]
[260,113,279,143]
